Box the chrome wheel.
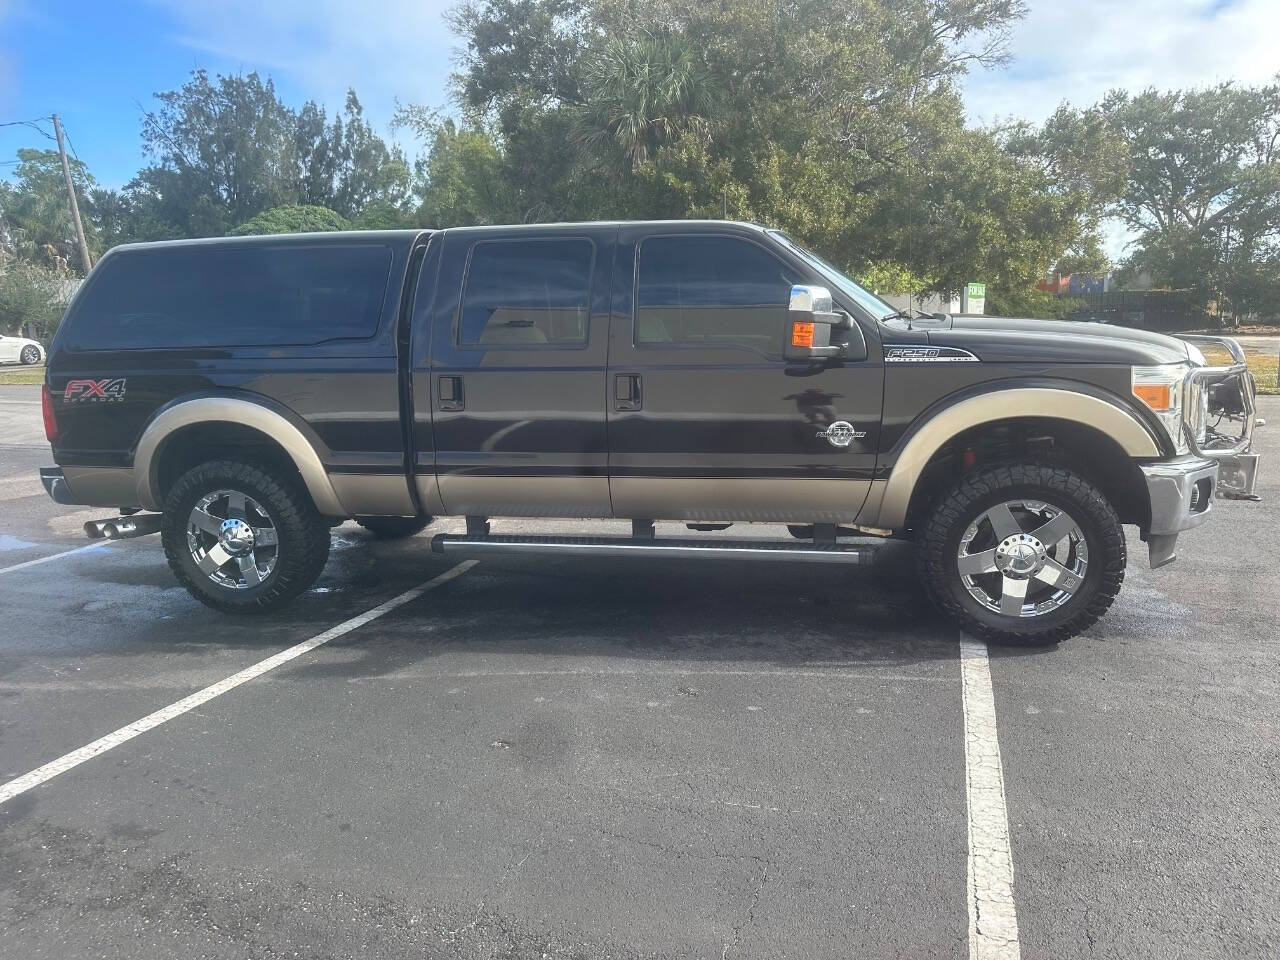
[956,499,1088,618]
[185,489,279,589]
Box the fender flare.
[871,386,1162,530]
[133,395,348,516]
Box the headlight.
[1132,363,1190,454]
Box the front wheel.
[917,462,1125,645]
[20,345,41,365]
[162,460,331,614]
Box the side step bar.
[431,534,878,565]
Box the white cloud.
[148,0,462,131]
[962,0,1280,265]
[0,0,19,116]
[141,0,1275,264]
[963,0,1280,126]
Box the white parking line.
[960,636,1021,960]
[0,560,476,806]
[0,542,108,575]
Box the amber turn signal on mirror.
[790,321,815,348]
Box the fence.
[1063,290,1209,332]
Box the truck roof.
[104,220,771,256]
[107,229,430,255]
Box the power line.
[61,126,83,164]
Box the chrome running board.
[430,534,878,565]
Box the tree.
[573,32,713,172]
[424,0,1120,306]
[136,70,300,237]
[0,148,100,271]
[395,110,521,225]
[296,90,414,219]
[1104,80,1280,319]
[0,255,73,339]
[231,204,350,235]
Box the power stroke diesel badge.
[816,420,866,448]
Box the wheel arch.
[134,394,348,517]
[871,385,1162,531]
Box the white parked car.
[0,335,46,365]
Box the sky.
[2,0,1278,254]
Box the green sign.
[964,282,986,314]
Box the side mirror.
[784,285,846,361]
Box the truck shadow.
[288,542,981,680]
[60,534,1061,673]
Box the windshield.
[768,230,899,321]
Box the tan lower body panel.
[328,473,417,518]
[432,475,612,518]
[854,480,888,528]
[610,477,872,523]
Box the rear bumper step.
[430,534,878,564]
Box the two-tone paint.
[43,221,1188,536]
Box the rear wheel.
[162,460,330,613]
[917,462,1125,645]
[20,345,40,365]
[355,516,433,539]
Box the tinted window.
[635,236,797,355]
[66,243,393,350]
[459,238,593,347]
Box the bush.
[230,204,350,236]
[986,285,1084,320]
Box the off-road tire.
[917,462,1125,645]
[162,459,330,614]
[355,516,433,539]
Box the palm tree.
[576,33,713,172]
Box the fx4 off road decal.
[64,378,127,402]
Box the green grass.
[1195,344,1278,395]
[1248,352,1279,395]
[0,367,45,385]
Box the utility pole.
[52,114,92,275]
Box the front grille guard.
[1175,335,1260,499]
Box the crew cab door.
[411,226,614,517]
[606,226,884,523]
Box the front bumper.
[1141,457,1219,568]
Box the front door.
[412,226,615,518]
[606,225,884,524]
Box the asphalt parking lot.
[1,383,1277,959]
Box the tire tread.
[917,461,1126,645]
[162,459,330,614]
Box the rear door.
[606,224,884,523]
[411,226,614,517]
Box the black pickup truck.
[38,222,1261,643]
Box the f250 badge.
[816,420,867,448]
[64,378,127,402]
